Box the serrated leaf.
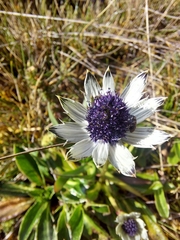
[19,201,48,240]
[57,207,70,240]
[15,146,45,186]
[37,204,57,240]
[69,205,84,240]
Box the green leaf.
[134,200,157,223]
[37,204,57,240]
[54,177,68,193]
[19,201,48,240]
[69,205,84,240]
[106,173,147,201]
[15,146,45,186]
[0,182,44,197]
[27,231,35,240]
[86,182,101,201]
[150,181,169,218]
[143,211,168,240]
[84,213,109,237]
[134,200,168,240]
[149,181,162,191]
[167,142,180,164]
[154,188,169,218]
[57,207,70,240]
[137,171,159,181]
[143,209,168,240]
[54,165,91,193]
[91,204,110,214]
[48,102,58,125]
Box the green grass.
[0,0,180,239]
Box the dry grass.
[0,0,180,238]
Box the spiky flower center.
[86,91,136,145]
[122,218,138,237]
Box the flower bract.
[49,67,170,177]
[115,212,149,240]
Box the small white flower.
[49,67,170,177]
[115,212,149,240]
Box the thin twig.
[145,0,153,86]
[0,143,64,161]
[145,0,164,175]
[0,10,88,24]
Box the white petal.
[129,97,166,124]
[60,97,87,123]
[115,215,125,224]
[84,71,101,102]
[141,230,149,240]
[134,235,141,240]
[121,72,147,108]
[116,224,131,240]
[92,140,109,167]
[109,142,136,177]
[136,219,149,240]
[123,127,170,148]
[129,212,141,219]
[102,67,115,93]
[68,138,95,160]
[136,218,146,228]
[49,122,89,143]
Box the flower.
[49,67,170,177]
[115,212,149,240]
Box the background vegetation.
[0,0,179,239]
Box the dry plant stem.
[145,0,164,176]
[0,143,64,161]
[148,7,180,19]
[145,0,153,82]
[152,0,175,30]
[0,10,88,24]
[80,0,115,33]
